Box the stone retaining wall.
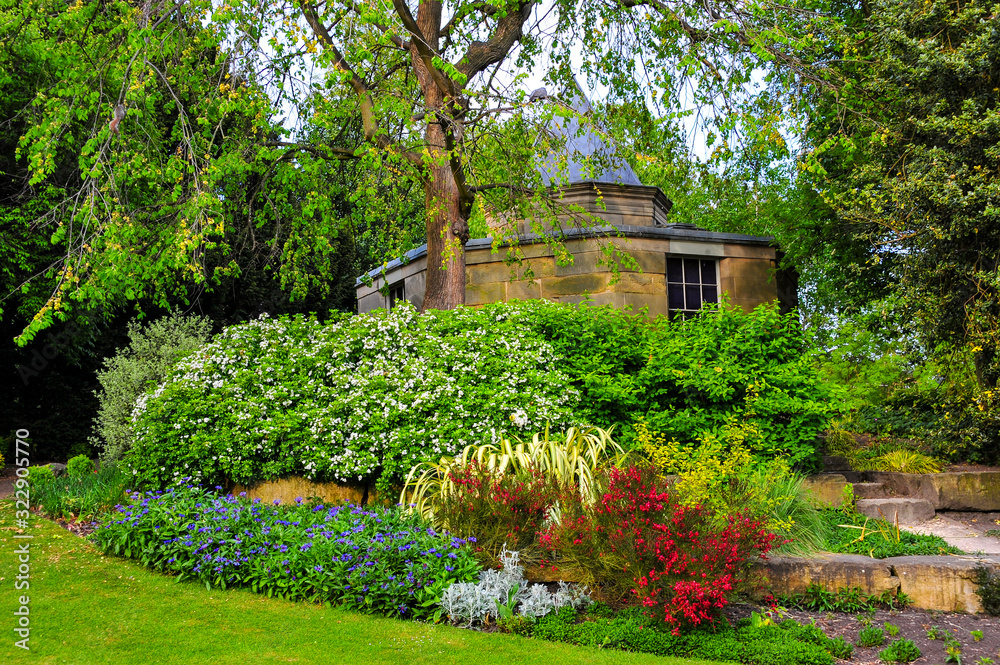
[760,553,1000,613]
[867,471,1000,511]
[230,477,377,506]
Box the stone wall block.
[541,273,610,297]
[466,282,505,306]
[761,554,900,598]
[802,474,847,508]
[887,556,1000,613]
[232,477,374,506]
[867,471,1000,511]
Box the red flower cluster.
[439,462,561,556]
[543,465,776,633]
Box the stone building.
[356,88,796,317]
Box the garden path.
[902,513,1000,555]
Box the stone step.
[855,498,935,525]
[852,482,890,500]
[822,454,852,472]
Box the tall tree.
[6,0,850,332]
[800,0,1000,386]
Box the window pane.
[667,257,683,282]
[702,285,718,304]
[684,259,700,283]
[668,283,685,309]
[700,260,717,285]
[685,284,701,310]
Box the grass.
[0,502,723,665]
[820,508,961,558]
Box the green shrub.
[127,300,836,490]
[126,305,580,490]
[26,465,55,486]
[879,638,921,663]
[66,454,94,477]
[974,565,1000,615]
[91,312,212,462]
[856,624,885,647]
[31,463,130,519]
[636,302,837,470]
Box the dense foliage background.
[124,301,836,490]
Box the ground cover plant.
[93,484,480,618]
[126,299,837,491]
[821,508,960,558]
[779,584,912,613]
[1,503,722,665]
[527,605,848,665]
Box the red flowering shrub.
[435,462,562,565]
[542,464,777,632]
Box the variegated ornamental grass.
[401,425,625,526]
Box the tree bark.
[421,156,469,311]
[410,1,470,311]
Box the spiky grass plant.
[400,425,624,525]
[723,466,829,556]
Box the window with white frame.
[667,257,718,319]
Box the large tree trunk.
[421,160,469,311]
[411,3,469,312]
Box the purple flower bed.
[93,484,480,618]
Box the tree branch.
[297,0,422,166]
[455,1,535,79]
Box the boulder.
[802,474,848,508]
[867,471,1000,511]
[855,498,935,525]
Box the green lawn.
[0,502,722,664]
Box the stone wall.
[761,553,1000,613]
[356,227,787,316]
[867,471,1000,511]
[231,477,380,506]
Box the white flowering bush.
[439,547,591,626]
[126,303,580,490]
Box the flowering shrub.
[543,465,777,632]
[93,484,480,618]
[125,299,833,491]
[126,304,579,490]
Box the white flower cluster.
[127,304,583,487]
[439,547,591,626]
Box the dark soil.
[727,602,1000,664]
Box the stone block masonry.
[761,553,1000,613]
